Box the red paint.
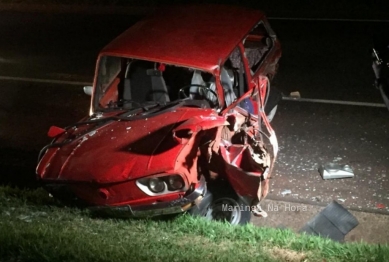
[47,126,65,138]
[102,5,265,72]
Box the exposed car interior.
[94,57,243,111]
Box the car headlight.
[168,175,184,190]
[136,174,186,196]
[148,177,166,193]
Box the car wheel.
[188,188,251,225]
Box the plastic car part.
[299,201,359,242]
[318,163,354,180]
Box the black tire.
[188,184,251,225]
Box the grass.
[1,186,389,262]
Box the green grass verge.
[1,186,388,262]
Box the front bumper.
[89,176,206,218]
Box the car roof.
[101,5,265,72]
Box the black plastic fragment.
[299,201,359,242]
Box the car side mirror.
[83,86,93,96]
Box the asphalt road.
[0,11,388,214]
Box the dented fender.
[172,115,229,144]
[173,115,229,133]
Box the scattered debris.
[281,189,292,196]
[88,130,97,136]
[289,91,301,98]
[252,204,268,218]
[311,196,322,202]
[337,198,346,203]
[376,203,386,209]
[318,163,354,180]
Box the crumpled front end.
[196,77,278,218]
[200,107,276,198]
[36,106,220,213]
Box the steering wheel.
[178,84,219,108]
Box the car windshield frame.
[91,55,225,113]
[93,55,122,111]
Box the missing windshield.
[93,56,216,111]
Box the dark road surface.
[272,100,389,213]
[0,11,388,215]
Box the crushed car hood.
[37,105,217,183]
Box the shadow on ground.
[0,147,40,188]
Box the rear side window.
[243,21,274,75]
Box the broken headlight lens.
[168,175,184,190]
[148,177,166,193]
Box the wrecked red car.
[36,5,281,225]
